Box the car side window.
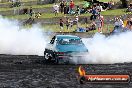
[50,36,56,44]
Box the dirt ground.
[0,55,131,88]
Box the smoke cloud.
[82,32,132,64]
[0,16,48,56]
[0,16,132,64]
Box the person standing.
[114,17,120,30]
[69,19,73,28]
[95,16,102,33]
[118,18,124,28]
[75,16,79,27]
[90,7,97,21]
[60,19,64,31]
[53,3,59,16]
[99,14,104,32]
[66,18,70,30]
[75,6,80,15]
[60,1,65,13]
[64,5,67,15]
[64,3,69,14]
[69,0,75,14]
[29,7,33,17]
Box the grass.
[101,9,128,15]
[98,0,120,2]
[26,23,114,33]
[7,13,64,19]
[5,8,131,20]
[0,0,36,4]
[0,4,53,12]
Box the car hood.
[56,44,88,52]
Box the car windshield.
[58,38,83,45]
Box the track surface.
[0,55,132,88]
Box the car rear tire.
[44,52,52,62]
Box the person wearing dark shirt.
[60,19,64,30]
[90,7,98,20]
[60,1,65,13]
[66,18,70,30]
[29,7,33,16]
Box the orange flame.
[78,66,86,76]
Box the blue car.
[44,35,88,64]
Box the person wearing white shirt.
[53,3,59,16]
[118,18,124,28]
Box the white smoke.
[0,16,132,64]
[0,16,48,56]
[82,32,132,64]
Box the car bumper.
[56,52,89,64]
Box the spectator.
[96,4,104,12]
[22,8,28,14]
[29,7,33,17]
[12,0,21,7]
[75,16,79,27]
[90,7,99,20]
[99,14,104,28]
[114,17,121,30]
[69,19,73,28]
[80,8,86,14]
[118,18,124,28]
[66,18,70,30]
[60,1,65,13]
[53,3,59,16]
[95,16,102,33]
[126,18,132,30]
[35,12,41,18]
[64,5,68,15]
[69,0,75,14]
[107,0,114,10]
[75,6,80,15]
[126,4,132,12]
[86,21,96,32]
[60,19,64,31]
[64,2,69,14]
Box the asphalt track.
[0,54,131,88]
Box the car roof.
[56,35,80,39]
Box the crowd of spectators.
[57,0,107,33]
[8,0,22,7]
[0,0,131,32]
[53,0,115,16]
[56,0,132,33]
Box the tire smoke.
[1,16,132,64]
[0,16,48,56]
[82,32,132,64]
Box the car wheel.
[44,52,52,62]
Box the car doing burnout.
[44,35,88,64]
